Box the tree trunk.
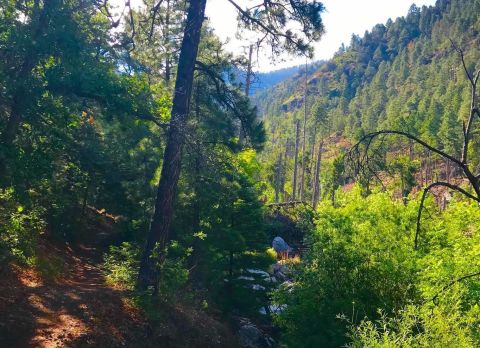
[282,140,289,202]
[300,61,308,201]
[409,139,414,160]
[137,0,207,291]
[239,44,253,144]
[245,45,253,96]
[309,125,317,192]
[292,119,300,201]
[274,153,282,203]
[189,82,202,278]
[446,159,450,181]
[164,0,171,84]
[312,140,323,208]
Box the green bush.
[155,240,190,297]
[103,240,190,297]
[348,295,480,347]
[273,187,419,347]
[103,242,140,289]
[273,187,480,347]
[0,188,45,264]
[348,198,480,347]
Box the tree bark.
[300,61,308,201]
[164,0,171,84]
[309,124,317,191]
[408,138,414,160]
[189,82,202,278]
[245,45,253,96]
[137,0,207,291]
[282,140,289,202]
[312,140,323,208]
[292,119,300,201]
[239,44,253,144]
[274,153,282,203]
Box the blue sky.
[115,0,437,72]
[205,0,437,71]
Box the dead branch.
[347,44,480,249]
[414,181,480,249]
[431,270,480,305]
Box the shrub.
[0,188,45,264]
[103,242,140,289]
[273,187,480,347]
[103,240,190,297]
[348,296,480,347]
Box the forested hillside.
[253,0,480,346]
[255,0,480,204]
[1,0,480,347]
[249,65,301,95]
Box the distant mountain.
[249,66,300,95]
[254,0,480,149]
[234,65,314,96]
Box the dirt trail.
[0,241,240,348]
[0,244,151,348]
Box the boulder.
[235,317,275,348]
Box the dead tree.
[292,119,300,201]
[274,152,283,203]
[300,61,308,201]
[309,124,318,191]
[348,44,480,249]
[240,44,254,144]
[312,140,323,208]
[283,140,290,202]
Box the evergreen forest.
[1,0,480,347]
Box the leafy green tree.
[138,0,326,290]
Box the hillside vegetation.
[1,0,480,347]
[254,0,480,204]
[253,0,480,346]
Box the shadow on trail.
[0,242,151,348]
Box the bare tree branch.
[449,39,477,87]
[267,201,308,207]
[430,270,480,304]
[351,130,464,168]
[450,39,479,165]
[415,181,479,249]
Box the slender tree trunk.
[245,45,253,96]
[189,82,202,276]
[419,162,423,188]
[282,140,289,202]
[137,0,207,290]
[427,150,432,184]
[309,125,317,191]
[300,61,308,201]
[409,139,414,160]
[446,159,450,181]
[239,44,253,144]
[275,153,282,203]
[312,140,323,208]
[164,0,171,84]
[81,178,91,218]
[292,119,300,201]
